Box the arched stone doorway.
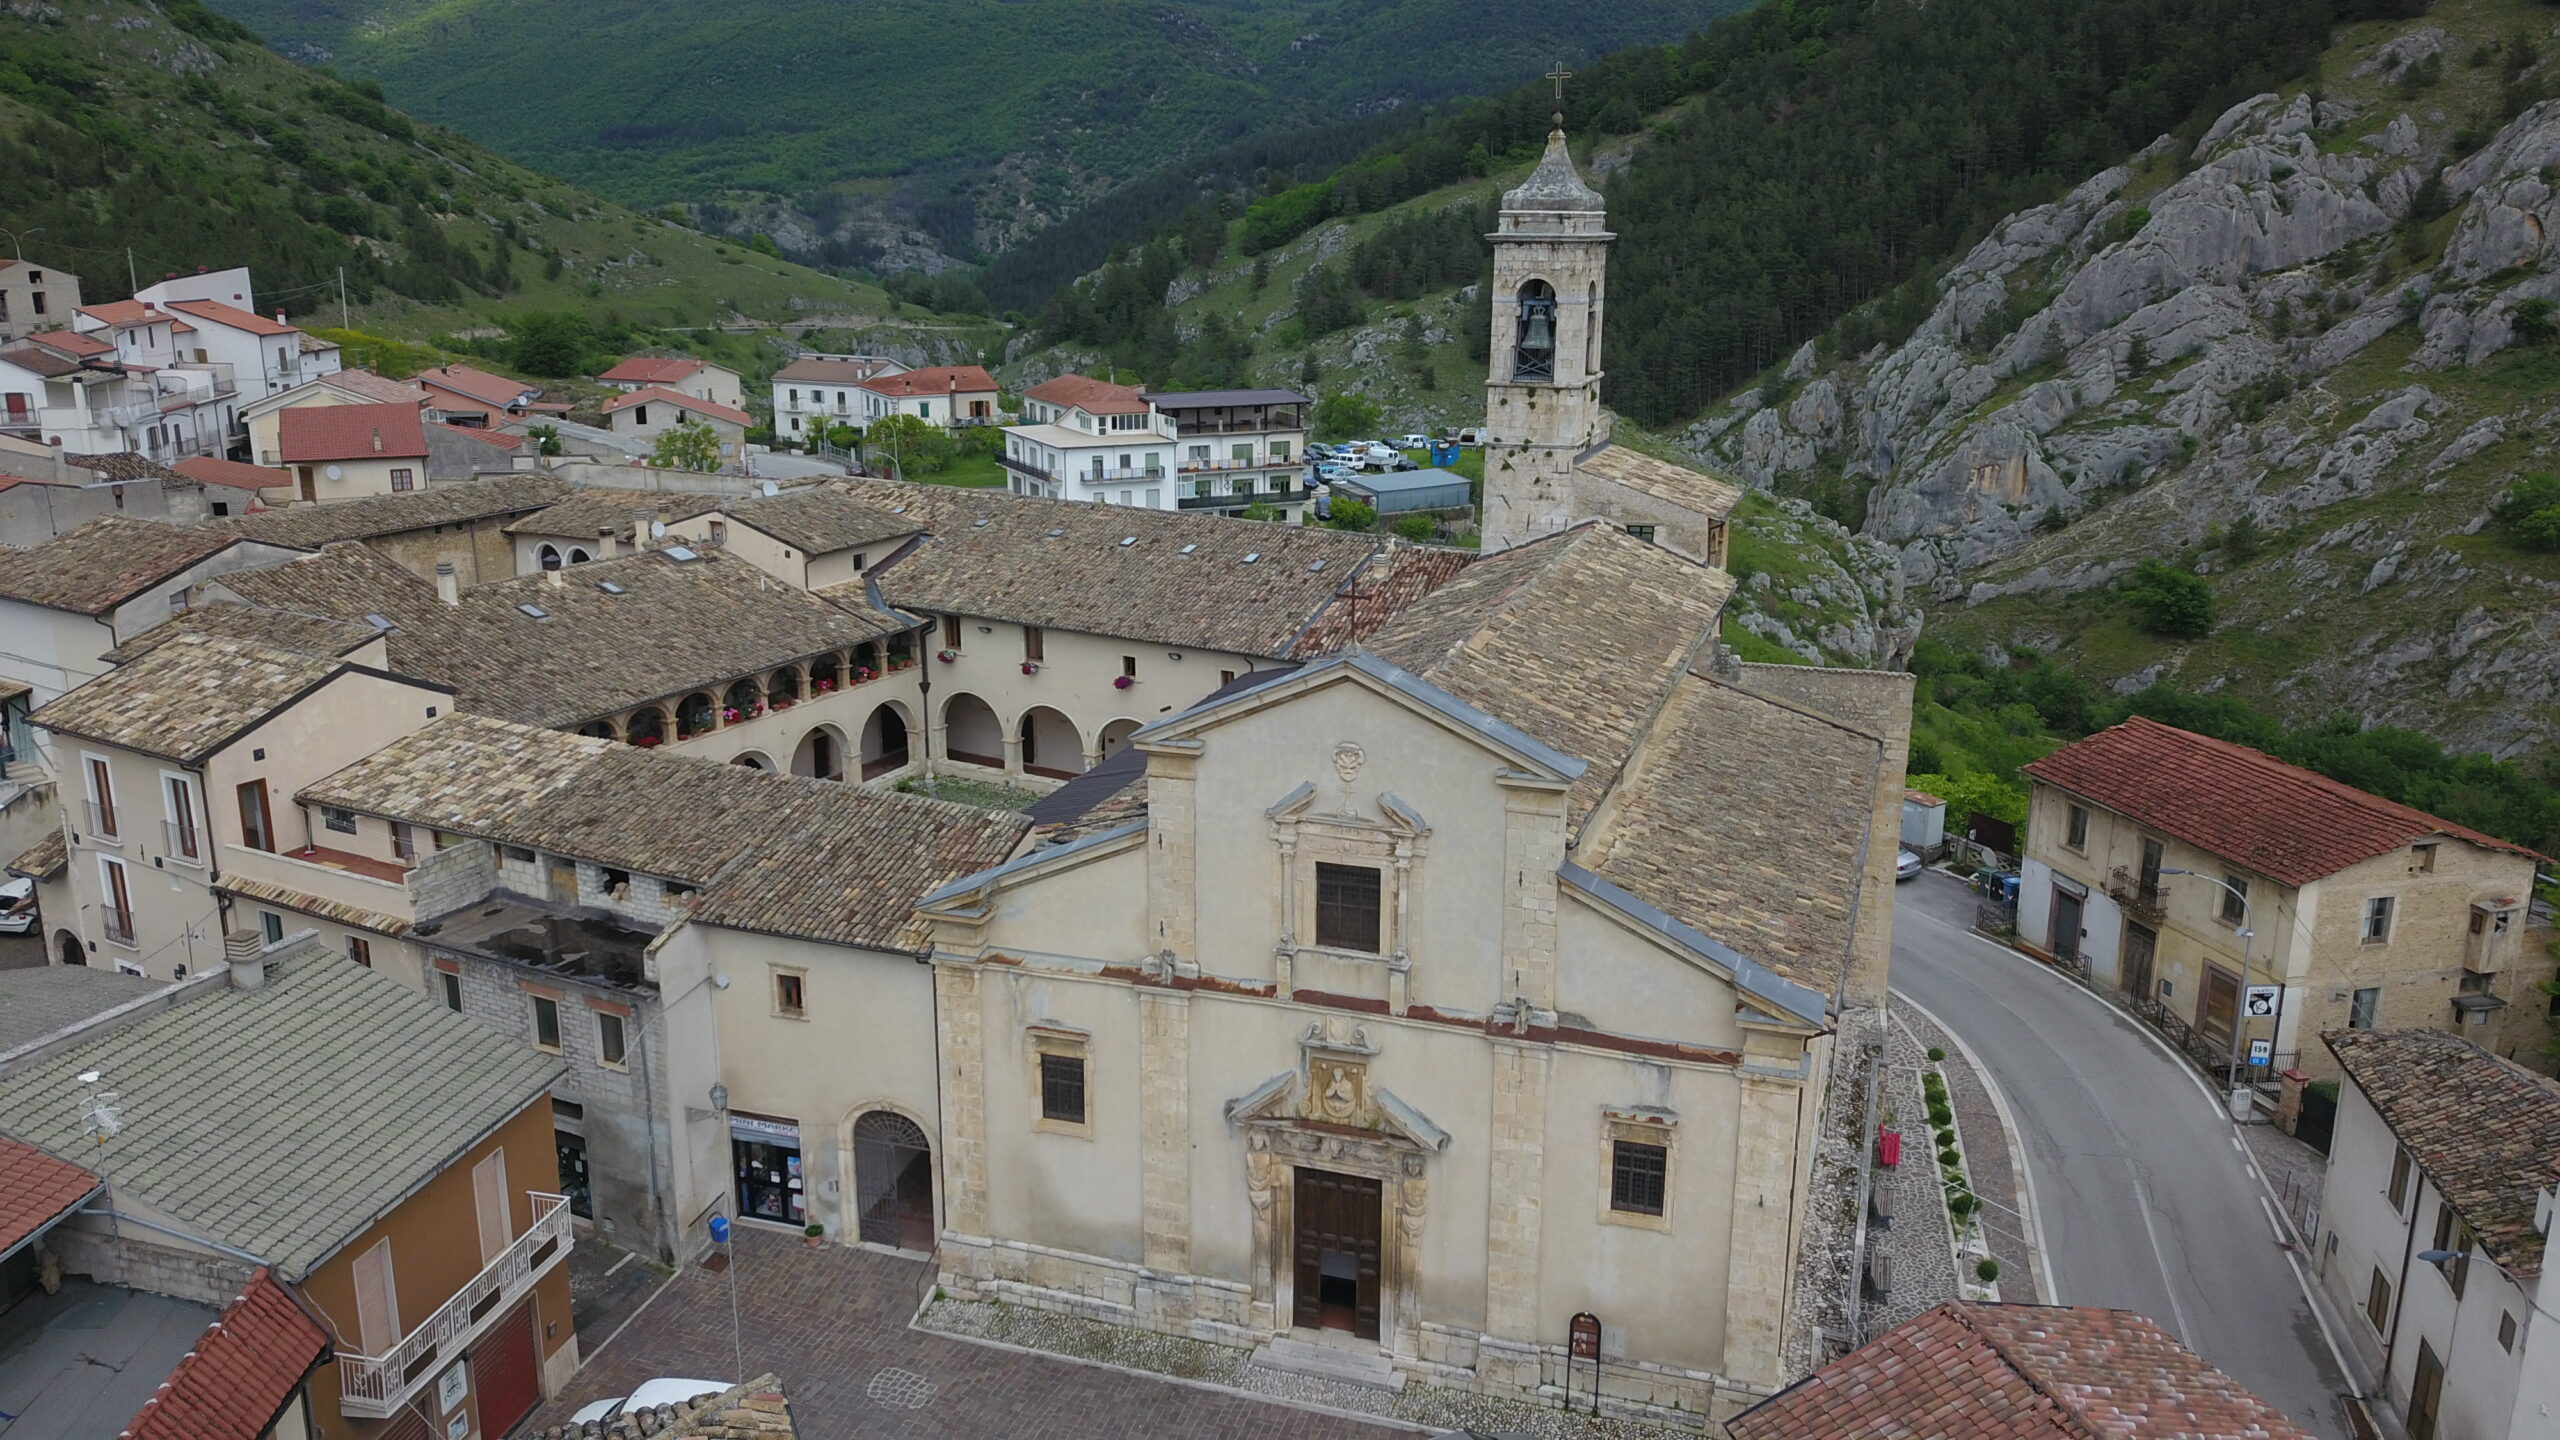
[942,693,1002,770]
[1097,718,1142,758]
[860,703,912,780]
[791,725,848,782]
[56,930,85,967]
[852,1110,934,1252]
[1017,706,1082,780]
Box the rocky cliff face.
[1690,11,2560,757]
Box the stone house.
[214,474,570,587]
[599,388,750,464]
[2317,1029,2559,1440]
[0,257,77,341]
[0,514,309,705]
[2018,717,2549,1082]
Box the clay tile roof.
[161,298,298,337]
[1503,127,1606,213]
[8,827,66,882]
[861,365,997,397]
[772,356,897,385]
[173,455,291,491]
[0,514,264,614]
[1729,1303,2315,1440]
[718,483,917,554]
[447,423,526,450]
[76,299,161,326]
[1023,373,1151,415]
[1574,442,1741,520]
[277,401,428,462]
[322,369,430,405]
[32,633,370,764]
[600,356,709,385]
[2023,717,2546,886]
[25,328,114,358]
[100,601,382,666]
[119,1269,330,1440]
[0,1135,98,1257]
[2325,1029,2560,1276]
[503,487,726,538]
[216,475,569,549]
[417,363,537,408]
[81,451,190,484]
[599,385,751,429]
[0,343,84,377]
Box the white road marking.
[1892,987,2061,1306]
[2133,1175,2197,1347]
[2276,1231,2363,1401]
[2258,1194,2288,1244]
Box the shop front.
[729,1112,804,1225]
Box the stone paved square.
[523,1228,1405,1438]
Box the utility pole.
[126,247,139,294]
[339,267,350,331]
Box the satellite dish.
[760,480,779,496]
[325,464,343,481]
[650,521,667,538]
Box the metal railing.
[1177,457,1293,473]
[101,906,136,945]
[336,1192,571,1418]
[2107,867,2168,923]
[1172,418,1302,436]
[85,800,119,840]
[162,820,203,865]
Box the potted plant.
[635,735,661,748]
[770,697,794,711]
[1021,661,1040,675]
[816,677,836,692]
[1113,674,1134,690]
[803,1221,825,1248]
[855,666,876,682]
[936,649,958,663]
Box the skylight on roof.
[1179,543,1197,555]
[972,518,989,528]
[662,545,699,562]
[362,613,394,631]
[598,581,625,594]
[1120,536,1137,547]
[1309,559,1326,571]
[517,603,549,619]
[1046,527,1064,537]
[1243,553,1261,564]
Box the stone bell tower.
[1482,100,1611,553]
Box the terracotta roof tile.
[0,1135,98,1256]
[318,369,429,405]
[32,633,376,764]
[861,365,997,397]
[0,514,266,614]
[601,356,710,385]
[599,385,751,429]
[717,483,917,555]
[160,298,298,338]
[119,1269,330,1440]
[1573,442,1742,519]
[216,475,569,548]
[1730,1303,2315,1440]
[503,487,728,539]
[8,828,66,881]
[1023,374,1151,415]
[278,401,428,462]
[102,602,381,665]
[2325,1029,2560,1276]
[2024,718,2545,886]
[417,364,537,408]
[24,328,114,358]
[173,455,290,491]
[773,356,899,385]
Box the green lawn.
[923,453,1008,488]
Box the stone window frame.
[591,997,632,1072]
[772,965,808,1021]
[1596,1107,1677,1233]
[1027,1024,1092,1138]
[1282,820,1416,968]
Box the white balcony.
[336,1191,571,1418]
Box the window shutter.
[353,1239,398,1355]
[473,1150,512,1263]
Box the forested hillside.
[0,0,932,343]
[203,0,1744,270]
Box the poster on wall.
[437,1362,469,1414]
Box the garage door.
[470,1299,540,1438]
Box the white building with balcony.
[1001,374,1179,508]
[859,364,1001,430]
[772,354,906,440]
[1145,387,1311,520]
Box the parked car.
[1305,442,1338,460]
[1456,427,1485,445]
[0,876,33,935]
[569,1379,730,1426]
[1895,850,1923,882]
[1399,433,1432,448]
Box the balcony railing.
[162,820,203,865]
[2106,867,2168,923]
[101,906,136,945]
[1177,457,1293,473]
[1173,417,1302,436]
[337,1192,571,1418]
[85,800,119,840]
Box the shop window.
[730,1115,804,1224]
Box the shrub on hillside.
[2495,473,2560,550]
[2125,558,2216,637]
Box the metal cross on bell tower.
[1546,60,1573,128]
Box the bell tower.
[1482,75,1611,552]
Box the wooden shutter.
[87,758,115,837]
[473,1150,512,1263]
[237,779,274,852]
[353,1239,398,1355]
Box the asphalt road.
[1891,870,2360,1439]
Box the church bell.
[1521,308,1554,351]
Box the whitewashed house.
[1000,375,1178,508]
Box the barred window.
[1039,1052,1086,1125]
[1315,862,1382,953]
[1610,1141,1668,1217]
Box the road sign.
[2248,1037,2273,1066]
[2244,985,2281,1017]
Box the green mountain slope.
[202,0,1744,258]
[0,0,926,340]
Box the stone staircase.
[1246,1336,1405,1392]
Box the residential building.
[1145,388,1311,519]
[424,422,536,483]
[1001,375,1179,507]
[1727,1302,2315,1439]
[217,474,570,586]
[2319,1029,2560,1440]
[416,364,544,428]
[2018,717,2550,1082]
[0,438,224,542]
[240,368,429,468]
[858,364,1000,430]
[0,938,578,1439]
[0,515,308,704]
[598,355,745,409]
[276,402,432,502]
[600,387,750,465]
[0,259,78,341]
[156,297,341,398]
[4,324,238,463]
[172,455,291,516]
[502,488,731,573]
[771,354,904,439]
[659,482,916,591]
[27,631,448,978]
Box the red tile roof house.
[597,355,744,409]
[600,386,751,466]
[276,403,431,504]
[2014,716,2550,1086]
[857,364,1000,430]
[414,364,543,429]
[1728,1302,2316,1440]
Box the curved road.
[1891,871,2360,1439]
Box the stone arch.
[537,543,563,571]
[730,751,774,770]
[767,666,804,710]
[848,1107,936,1252]
[1016,706,1083,780]
[626,707,667,748]
[941,693,1002,770]
[791,724,849,782]
[568,546,593,565]
[724,677,765,725]
[860,702,914,780]
[1512,278,1558,383]
[1097,717,1143,758]
[56,929,85,967]
[578,717,623,742]
[675,691,718,740]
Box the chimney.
[598,524,619,556]
[275,311,287,326]
[371,427,383,454]
[434,560,460,605]
[224,930,266,991]
[630,508,657,550]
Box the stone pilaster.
[934,962,989,1241]
[1720,1071,1806,1387]
[1137,987,1192,1276]
[1498,783,1567,1009]
[1145,749,1199,964]
[1481,1038,1551,1359]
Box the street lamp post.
[2162,868,2261,1120]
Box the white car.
[1399,433,1432,448]
[569,1378,729,1425]
[0,876,33,935]
[1895,850,1923,882]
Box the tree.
[510,311,594,377]
[2124,558,2217,637]
[1391,514,1435,541]
[2494,473,2560,550]
[865,413,952,476]
[1327,497,1377,531]
[1312,393,1381,441]
[526,423,564,458]
[653,420,722,473]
